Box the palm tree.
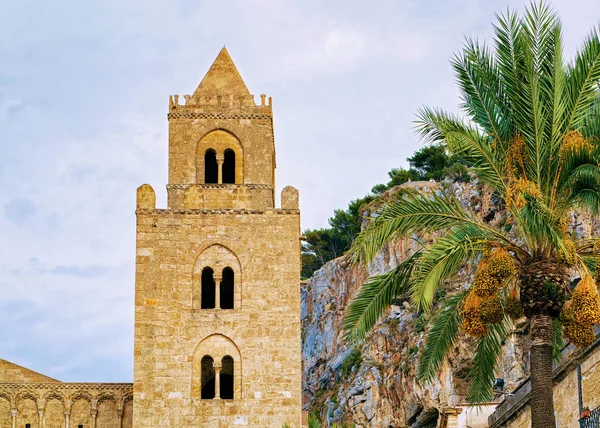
[343,3,600,427]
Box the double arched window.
[201,267,235,309]
[203,148,236,184]
[201,355,235,400]
[197,130,243,184]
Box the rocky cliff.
[301,180,537,427]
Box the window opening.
[220,267,234,309]
[222,149,236,184]
[220,356,234,399]
[201,356,215,399]
[201,267,216,309]
[204,149,218,183]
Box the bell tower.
[133,48,302,427]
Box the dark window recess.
[201,355,215,399]
[222,149,236,184]
[204,149,218,183]
[220,267,234,309]
[201,267,216,309]
[220,356,234,399]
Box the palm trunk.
[529,314,555,428]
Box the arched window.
[201,356,215,399]
[201,267,215,309]
[204,149,218,184]
[222,149,236,184]
[221,356,234,399]
[220,267,234,309]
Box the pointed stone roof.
[0,358,60,383]
[192,48,251,101]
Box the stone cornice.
[136,208,300,216]
[166,183,273,190]
[0,382,132,389]
[167,111,272,121]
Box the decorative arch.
[0,392,10,428]
[16,391,38,406]
[44,397,64,428]
[0,391,13,407]
[16,395,38,427]
[42,390,65,404]
[68,391,92,403]
[196,129,244,184]
[191,334,242,400]
[192,244,242,310]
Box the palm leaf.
[342,253,420,343]
[417,292,466,383]
[467,317,512,403]
[410,224,499,312]
[351,190,506,264]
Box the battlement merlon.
[136,184,299,211]
[168,93,273,113]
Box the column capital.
[213,362,223,371]
[10,408,17,417]
[213,275,222,283]
[215,154,224,164]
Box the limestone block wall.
[490,336,600,427]
[0,360,59,384]
[166,109,275,209]
[0,382,132,428]
[133,200,302,427]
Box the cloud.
[3,198,37,226]
[1,0,600,383]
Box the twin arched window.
[201,267,234,309]
[201,355,234,399]
[204,148,236,184]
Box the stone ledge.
[166,184,273,190]
[136,208,300,216]
[0,382,132,389]
[168,111,272,120]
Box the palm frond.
[351,190,505,263]
[467,317,512,403]
[452,38,509,140]
[565,26,600,131]
[410,225,500,312]
[342,253,420,343]
[417,292,466,384]
[552,318,565,363]
[415,107,507,193]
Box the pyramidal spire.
[192,47,251,101]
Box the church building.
[0,48,303,428]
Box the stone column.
[117,406,124,428]
[10,408,17,428]
[214,274,222,309]
[213,361,222,399]
[216,154,224,184]
[38,409,44,428]
[91,409,98,428]
[65,400,72,428]
[91,399,98,428]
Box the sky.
[0,0,599,382]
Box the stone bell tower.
[133,48,302,427]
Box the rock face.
[301,180,533,427]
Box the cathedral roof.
[192,47,251,101]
